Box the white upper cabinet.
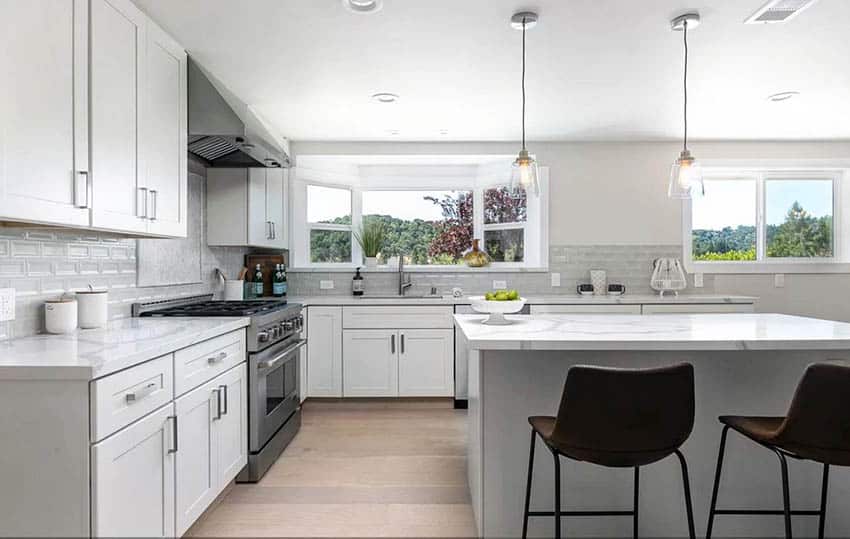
[0,0,91,227]
[0,0,187,237]
[207,167,288,248]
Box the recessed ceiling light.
[342,0,383,14]
[371,92,399,104]
[386,129,401,136]
[768,91,800,102]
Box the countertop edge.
[289,294,758,307]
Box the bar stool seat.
[719,415,785,443]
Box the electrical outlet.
[693,273,704,288]
[550,273,561,287]
[492,280,507,290]
[0,288,15,322]
[319,280,335,290]
[774,274,785,288]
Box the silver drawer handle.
[126,382,157,404]
[212,388,222,420]
[208,351,227,365]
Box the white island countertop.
[0,317,250,381]
[289,294,756,306]
[454,313,850,351]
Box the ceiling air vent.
[745,0,820,24]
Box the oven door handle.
[258,339,306,370]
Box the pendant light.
[668,13,704,199]
[510,11,540,197]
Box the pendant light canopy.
[510,11,540,197]
[668,13,704,199]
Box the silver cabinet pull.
[125,381,157,403]
[271,222,276,239]
[400,333,405,354]
[149,190,158,221]
[267,221,273,239]
[167,415,178,454]
[212,388,222,420]
[74,171,89,208]
[391,334,396,354]
[219,384,228,415]
[207,351,227,365]
[138,187,148,218]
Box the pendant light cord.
[521,17,527,151]
[683,21,689,152]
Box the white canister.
[45,299,78,334]
[77,290,108,329]
[224,280,244,301]
[589,269,608,295]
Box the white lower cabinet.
[307,306,343,397]
[343,330,398,397]
[398,329,454,397]
[91,403,176,538]
[175,363,247,536]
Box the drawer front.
[642,303,755,314]
[91,354,174,442]
[343,306,454,329]
[530,304,642,314]
[174,329,246,397]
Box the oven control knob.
[258,331,270,343]
[284,320,294,331]
[271,326,281,339]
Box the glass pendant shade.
[510,149,540,196]
[668,150,704,199]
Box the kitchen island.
[455,313,850,538]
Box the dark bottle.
[352,267,364,296]
[252,264,264,297]
[273,264,288,298]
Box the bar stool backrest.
[551,363,695,455]
[777,362,850,452]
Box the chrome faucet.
[398,255,412,296]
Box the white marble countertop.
[0,317,250,381]
[454,313,850,351]
[289,294,757,306]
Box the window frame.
[290,166,549,271]
[683,165,848,274]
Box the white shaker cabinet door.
[307,306,343,397]
[398,329,454,397]
[343,330,399,397]
[215,363,248,488]
[0,0,90,227]
[247,168,271,247]
[265,167,287,249]
[143,20,187,238]
[91,403,176,538]
[89,0,148,234]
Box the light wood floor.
[187,399,476,537]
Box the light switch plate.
[319,280,335,290]
[550,273,561,287]
[693,273,704,288]
[492,280,507,290]
[774,274,785,288]
[0,288,15,322]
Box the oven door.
[249,338,304,452]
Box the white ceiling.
[134,0,850,142]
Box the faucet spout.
[398,255,412,296]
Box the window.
[685,167,845,273]
[307,185,352,264]
[291,159,549,270]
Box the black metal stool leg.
[674,450,697,539]
[818,463,829,539]
[706,426,730,539]
[552,448,562,539]
[522,430,536,539]
[775,450,793,539]
[633,466,639,539]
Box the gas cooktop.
[140,299,289,317]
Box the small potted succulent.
[354,220,385,269]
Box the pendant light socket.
[671,13,701,31]
[510,11,538,30]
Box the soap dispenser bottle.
[352,267,364,296]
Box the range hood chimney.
[188,59,290,168]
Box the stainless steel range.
[133,294,304,482]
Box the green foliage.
[353,220,386,258]
[693,248,756,261]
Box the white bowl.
[469,296,527,325]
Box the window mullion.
[351,187,363,265]
[473,188,484,241]
[756,174,766,262]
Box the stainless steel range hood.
[188,59,291,168]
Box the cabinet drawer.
[343,306,454,329]
[91,354,174,442]
[530,304,642,314]
[174,329,246,397]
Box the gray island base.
[455,313,850,538]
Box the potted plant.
[354,220,385,269]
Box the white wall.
[291,140,850,320]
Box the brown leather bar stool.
[706,363,850,539]
[521,363,696,539]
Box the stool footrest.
[714,509,821,516]
[528,510,635,517]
